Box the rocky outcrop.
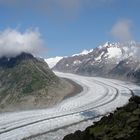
[63,96,140,140]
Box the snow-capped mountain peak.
[103,41,110,47]
[72,49,93,56]
[96,41,140,62]
[45,56,63,68]
[53,41,140,83]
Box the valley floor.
[0,72,140,140]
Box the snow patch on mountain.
[95,52,104,61]
[45,57,63,68]
[72,49,93,56]
[73,60,82,65]
[107,47,122,59]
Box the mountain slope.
[54,42,140,82]
[0,53,74,112]
[45,56,63,68]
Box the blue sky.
[0,0,139,58]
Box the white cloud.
[111,19,133,41]
[0,28,45,58]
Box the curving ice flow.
[0,72,140,140]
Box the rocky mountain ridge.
[54,41,140,82]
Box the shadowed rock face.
[0,52,34,68]
[63,96,140,140]
[0,52,61,112]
